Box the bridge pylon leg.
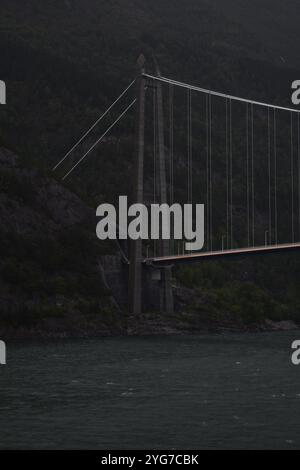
[128,55,146,315]
[155,59,174,314]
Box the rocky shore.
[0,313,298,340]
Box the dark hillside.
[209,0,300,69]
[0,1,299,333]
[0,148,123,336]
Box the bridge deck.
[144,242,300,266]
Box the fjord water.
[1,332,300,450]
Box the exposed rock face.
[99,255,128,309]
[1,148,298,338]
[0,147,92,235]
[0,147,126,336]
[264,320,298,331]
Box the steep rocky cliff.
[0,147,126,337]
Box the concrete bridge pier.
[143,265,174,314]
[159,266,174,314]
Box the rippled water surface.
[1,332,300,449]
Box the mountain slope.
[0,1,299,332]
[209,0,300,69]
[0,147,124,336]
[0,0,297,170]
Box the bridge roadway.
[144,242,300,266]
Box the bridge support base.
[160,266,174,314]
[144,265,174,314]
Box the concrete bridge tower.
[128,56,174,315]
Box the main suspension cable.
[144,73,300,114]
[53,79,135,171]
[62,99,136,180]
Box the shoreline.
[0,318,298,340]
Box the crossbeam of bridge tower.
[155,60,174,314]
[128,55,146,315]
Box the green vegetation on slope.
[0,1,299,329]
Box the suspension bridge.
[53,55,300,315]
